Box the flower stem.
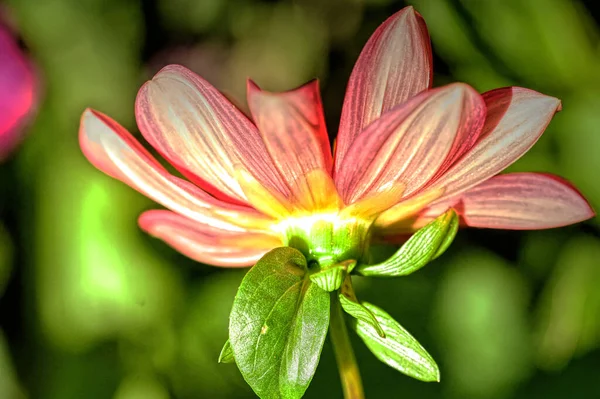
[329,292,365,399]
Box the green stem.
[330,292,365,399]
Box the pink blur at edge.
[0,23,37,161]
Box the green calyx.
[281,214,372,271]
[310,259,356,292]
[279,213,371,292]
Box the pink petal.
[409,173,594,231]
[336,83,485,213]
[135,64,289,206]
[140,210,282,267]
[373,188,445,230]
[451,173,594,229]
[247,80,339,211]
[429,87,562,199]
[79,109,274,232]
[0,25,37,161]
[334,6,432,172]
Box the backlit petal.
[235,168,295,219]
[79,109,273,231]
[340,184,406,220]
[139,210,282,267]
[336,83,485,211]
[374,188,445,229]
[445,173,594,229]
[334,6,432,171]
[0,25,37,160]
[290,169,342,213]
[430,87,562,199]
[386,173,595,233]
[247,80,339,211]
[135,64,289,205]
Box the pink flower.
[0,24,36,161]
[80,7,594,268]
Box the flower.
[0,23,37,161]
[79,6,594,268]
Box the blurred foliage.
[0,0,599,398]
[434,249,532,398]
[534,236,600,370]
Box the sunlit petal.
[341,184,406,220]
[386,173,594,233]
[445,173,594,229]
[140,210,282,267]
[334,6,432,171]
[135,64,289,205]
[290,169,343,213]
[79,109,273,231]
[374,188,445,230]
[336,83,485,210]
[430,87,562,199]
[247,80,339,211]
[235,168,296,219]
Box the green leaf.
[218,339,234,364]
[280,283,330,398]
[356,209,459,277]
[351,302,440,382]
[229,247,330,399]
[338,276,385,338]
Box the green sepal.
[356,209,459,277]
[338,276,385,338]
[310,259,356,292]
[229,247,330,399]
[350,302,440,382]
[218,339,234,364]
[432,211,459,260]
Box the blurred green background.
[1,0,600,398]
